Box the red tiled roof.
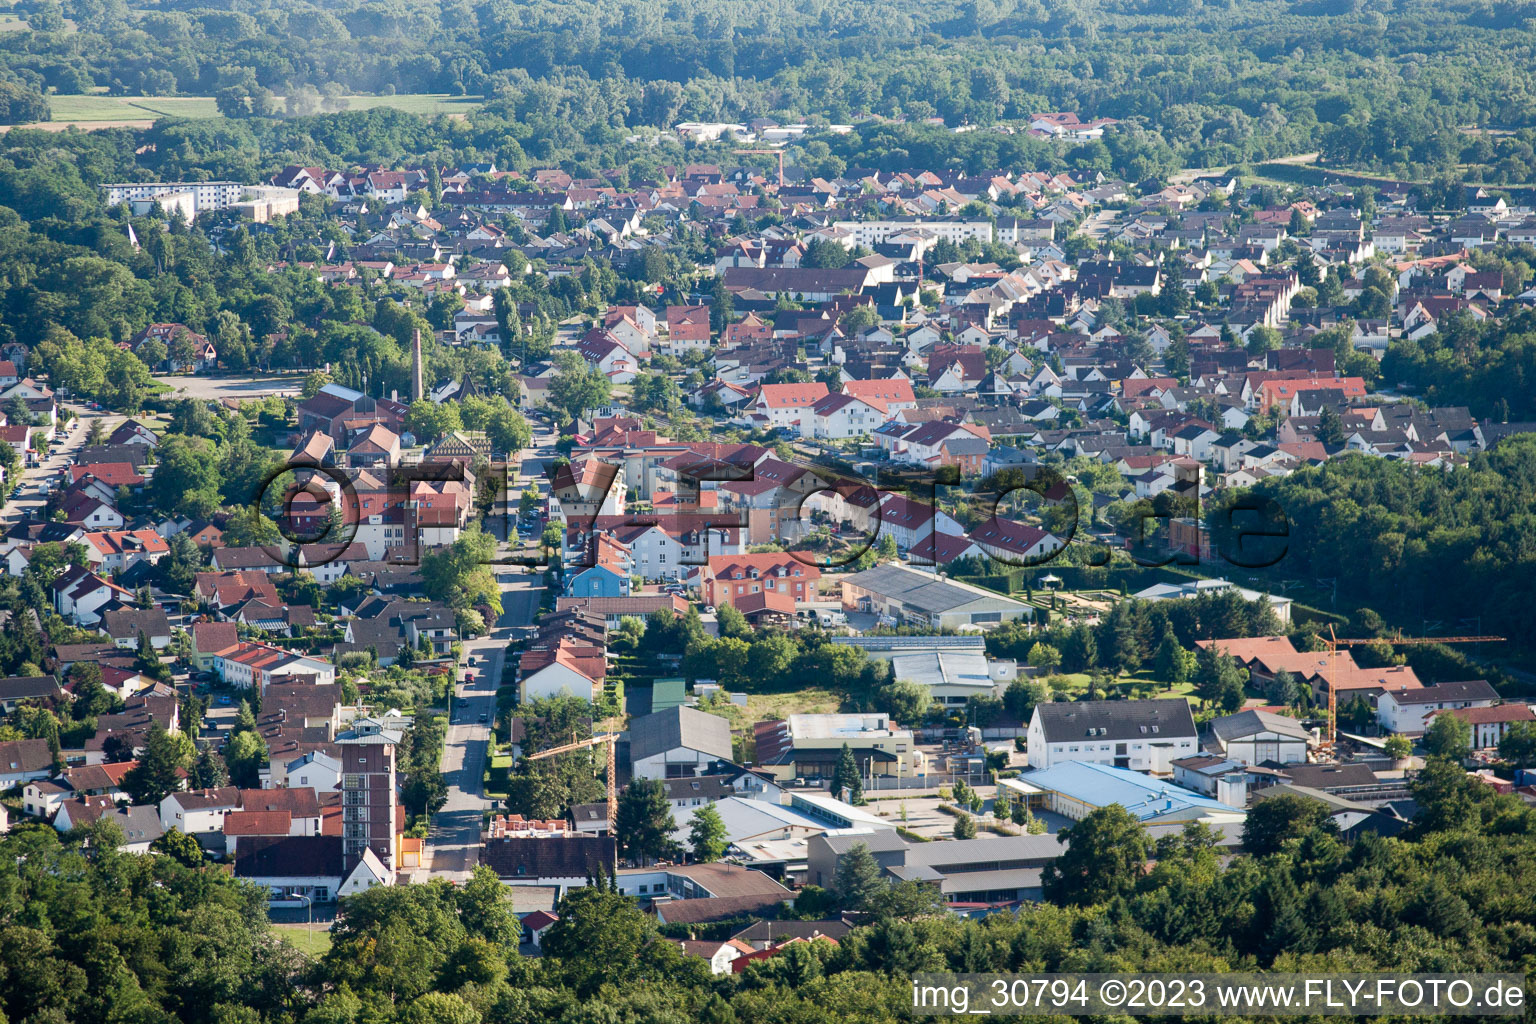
[755,383,830,409]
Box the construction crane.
[526,729,620,860]
[735,147,786,188]
[1317,626,1505,753]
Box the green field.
[334,94,482,116]
[45,94,221,122]
[272,923,332,957]
[30,92,481,126]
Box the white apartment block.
[832,218,995,248]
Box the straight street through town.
[420,414,560,879]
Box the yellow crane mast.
[1317,626,1505,755]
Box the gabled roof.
[0,737,53,774]
[1031,698,1197,744]
[755,382,830,409]
[1384,680,1497,705]
[235,835,345,879]
[629,706,732,764]
[1209,708,1311,743]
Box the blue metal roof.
[1024,761,1237,820]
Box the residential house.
[1026,698,1199,772]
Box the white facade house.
[808,393,886,439]
[1026,699,1199,773]
[1376,681,1500,735]
[214,642,335,690]
[832,218,994,247]
[520,659,604,703]
[159,788,240,834]
[102,180,245,214]
[271,750,343,791]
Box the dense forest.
[1207,433,1536,660]
[7,0,1536,180]
[3,758,1533,1024]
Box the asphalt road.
[1,407,113,527]
[420,567,544,880]
[419,419,559,880]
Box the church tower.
[411,329,424,402]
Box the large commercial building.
[840,564,1034,629]
[1020,760,1245,824]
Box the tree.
[1272,668,1306,709]
[1316,404,1346,447]
[829,743,859,802]
[864,878,948,921]
[1497,721,1536,769]
[879,679,931,724]
[420,525,501,616]
[688,804,728,862]
[715,601,751,639]
[401,993,479,1024]
[1153,633,1193,686]
[630,371,682,415]
[802,238,853,269]
[405,400,462,443]
[832,841,885,911]
[122,722,187,805]
[225,729,268,788]
[301,370,333,398]
[548,350,612,422]
[402,763,448,819]
[1245,324,1282,357]
[457,865,520,946]
[1192,641,1247,712]
[710,276,735,333]
[1424,712,1472,762]
[1384,733,1413,761]
[1410,756,1483,834]
[190,745,230,789]
[615,779,677,863]
[541,874,655,996]
[1241,794,1336,855]
[152,827,204,867]
[953,811,977,839]
[1002,678,1047,722]
[1026,642,1061,674]
[1041,805,1150,906]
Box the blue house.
[565,564,629,598]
